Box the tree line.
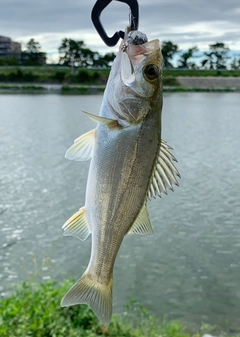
[162,41,239,70]
[58,38,240,70]
[2,38,239,70]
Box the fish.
[61,29,180,327]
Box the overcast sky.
[0,0,239,61]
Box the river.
[0,93,240,328]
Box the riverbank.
[0,67,240,94]
[1,279,239,337]
[0,77,239,95]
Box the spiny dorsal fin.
[147,140,181,200]
[62,207,91,241]
[128,204,153,236]
[83,111,122,129]
[65,129,95,161]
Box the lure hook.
[91,0,139,47]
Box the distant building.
[0,35,46,65]
[0,35,22,60]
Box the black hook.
[91,0,139,47]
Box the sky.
[0,0,239,62]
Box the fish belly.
[85,116,160,281]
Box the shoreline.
[0,80,239,94]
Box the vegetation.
[0,84,46,91]
[58,38,116,69]
[162,69,240,77]
[1,36,239,70]
[178,47,199,69]
[0,67,239,86]
[0,280,187,337]
[57,38,239,70]
[161,41,179,68]
[0,67,110,84]
[201,43,230,69]
[1,279,239,337]
[61,85,105,94]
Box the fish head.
[106,32,163,124]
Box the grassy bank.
[163,69,240,77]
[0,280,239,337]
[0,83,238,94]
[0,67,240,86]
[0,67,109,84]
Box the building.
[0,35,46,65]
[0,35,21,59]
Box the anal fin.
[62,207,91,241]
[128,204,153,236]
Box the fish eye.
[144,64,159,81]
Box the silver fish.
[61,30,180,327]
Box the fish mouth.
[120,39,161,89]
[121,51,135,87]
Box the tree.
[230,56,240,70]
[58,39,116,70]
[161,41,179,68]
[26,38,41,53]
[59,38,99,69]
[201,42,230,69]
[178,46,198,69]
[21,38,45,65]
[93,52,116,68]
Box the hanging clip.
[91,0,139,47]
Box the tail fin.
[61,272,113,327]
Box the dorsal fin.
[147,140,181,200]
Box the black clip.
[91,0,139,47]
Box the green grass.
[0,67,110,84]
[163,69,240,77]
[0,84,46,91]
[0,83,237,94]
[0,67,239,85]
[61,85,105,94]
[163,76,180,86]
[163,86,237,92]
[0,280,239,337]
[0,280,188,337]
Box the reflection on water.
[0,93,240,328]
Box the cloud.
[0,0,239,58]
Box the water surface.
[0,93,240,328]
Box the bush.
[92,71,100,81]
[0,73,7,81]
[22,71,38,82]
[0,280,190,337]
[77,69,91,83]
[0,57,19,66]
[54,71,66,82]
[7,71,19,81]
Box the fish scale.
[61,30,180,327]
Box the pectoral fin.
[83,111,122,129]
[62,207,91,241]
[65,129,95,161]
[148,140,181,200]
[128,204,153,236]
